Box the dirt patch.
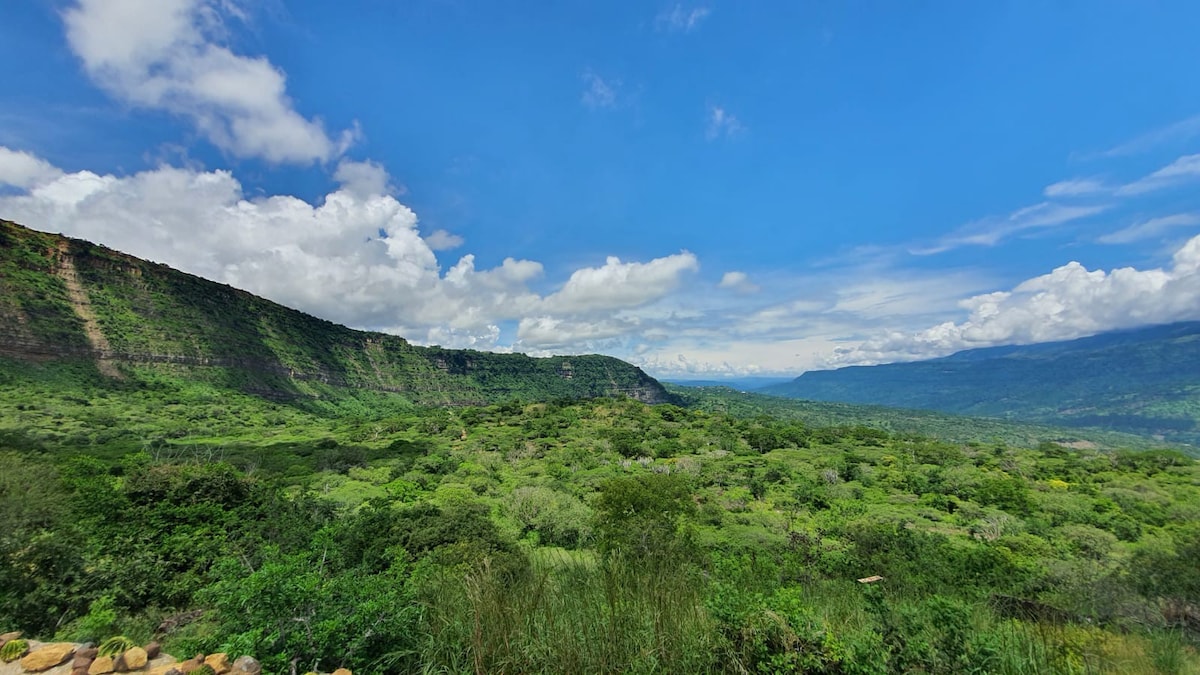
[52,242,122,378]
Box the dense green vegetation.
[3,362,1199,673]
[761,322,1200,446]
[669,384,1173,452]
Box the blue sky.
[2,1,1200,376]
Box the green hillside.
[0,219,667,405]
[761,323,1200,446]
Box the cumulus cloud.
[0,148,65,188]
[333,159,394,199]
[833,234,1200,365]
[633,336,841,377]
[1098,213,1200,245]
[542,253,699,314]
[705,105,743,140]
[0,147,704,353]
[718,271,759,293]
[424,229,465,251]
[62,0,354,164]
[656,4,711,33]
[516,316,639,349]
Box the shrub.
[0,639,29,662]
[98,636,134,658]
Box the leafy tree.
[594,473,695,559]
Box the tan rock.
[176,656,205,674]
[115,647,147,672]
[88,656,115,675]
[72,666,91,675]
[332,669,352,675]
[145,664,181,675]
[20,643,76,672]
[202,654,229,675]
[0,631,22,646]
[227,656,259,675]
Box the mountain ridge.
[761,321,1200,444]
[0,219,670,405]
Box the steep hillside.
[0,220,668,405]
[761,323,1200,445]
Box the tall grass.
[416,549,721,674]
[409,549,1199,674]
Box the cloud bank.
[0,147,698,351]
[834,234,1200,365]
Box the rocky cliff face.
[0,220,670,405]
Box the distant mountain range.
[0,220,669,405]
[760,322,1200,445]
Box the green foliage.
[2,353,1200,672]
[68,595,118,642]
[97,636,134,658]
[594,472,696,559]
[201,548,418,674]
[0,639,28,662]
[506,486,593,548]
[419,551,719,673]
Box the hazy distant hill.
[761,322,1200,445]
[0,219,669,405]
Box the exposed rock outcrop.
[19,644,75,673]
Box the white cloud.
[333,159,395,199]
[1043,177,1107,198]
[1098,213,1200,245]
[0,148,65,188]
[834,234,1200,365]
[656,4,711,33]
[542,253,699,314]
[633,337,840,377]
[718,271,759,293]
[1116,153,1200,196]
[0,147,711,355]
[705,105,743,140]
[62,0,353,164]
[581,71,618,109]
[914,202,1109,255]
[516,316,639,349]
[425,229,465,251]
